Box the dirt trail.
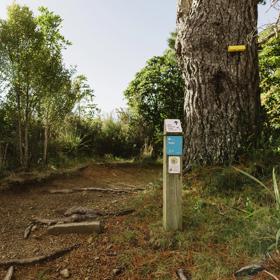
[0,163,161,280]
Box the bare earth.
[0,163,162,280]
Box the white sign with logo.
[168,156,181,174]
[164,119,182,133]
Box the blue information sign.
[166,136,183,156]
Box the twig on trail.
[23,223,35,239]
[74,187,133,194]
[48,189,75,194]
[263,270,280,280]
[176,269,191,280]
[48,187,133,194]
[3,266,14,280]
[0,244,79,267]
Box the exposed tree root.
[49,187,133,194]
[0,244,79,267]
[3,266,14,280]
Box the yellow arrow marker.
[228,45,246,53]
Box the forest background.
[0,2,279,173]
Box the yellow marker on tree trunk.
[228,45,246,53]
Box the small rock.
[87,236,94,244]
[112,268,122,276]
[60,268,70,278]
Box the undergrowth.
[118,162,280,280]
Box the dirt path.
[0,163,161,280]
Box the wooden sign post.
[163,119,183,231]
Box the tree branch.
[259,25,280,45]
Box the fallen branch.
[0,244,79,267]
[176,269,191,280]
[4,266,14,280]
[74,187,132,194]
[48,187,133,195]
[234,264,264,278]
[64,207,135,217]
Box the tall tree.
[0,4,44,168]
[35,7,72,164]
[176,0,261,167]
[124,48,184,155]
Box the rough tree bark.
[176,0,260,166]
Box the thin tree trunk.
[176,0,260,167]
[16,89,23,166]
[43,123,49,165]
[1,143,9,168]
[24,84,30,169]
[24,121,29,169]
[0,144,3,169]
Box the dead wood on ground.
[48,187,134,195]
[0,244,79,267]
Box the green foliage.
[121,170,280,279]
[0,3,97,168]
[203,167,249,194]
[49,114,142,161]
[259,25,280,149]
[124,34,184,156]
[235,167,280,210]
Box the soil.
[0,163,162,280]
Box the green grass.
[118,165,280,279]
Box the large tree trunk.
[176,0,260,166]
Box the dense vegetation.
[0,3,279,174]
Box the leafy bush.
[259,26,280,149]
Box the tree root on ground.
[0,244,79,267]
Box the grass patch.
[118,165,280,279]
